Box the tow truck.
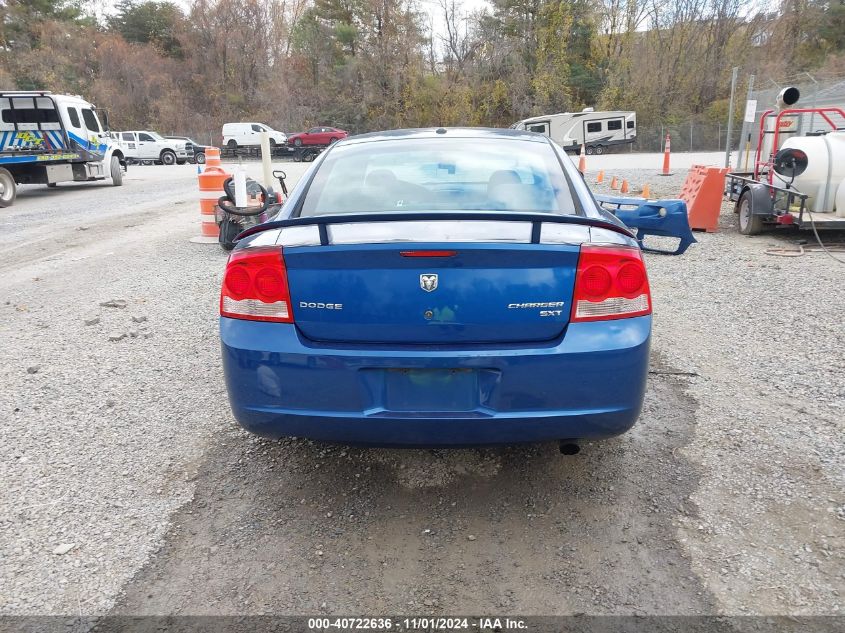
[0,91,125,207]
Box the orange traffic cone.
[578,143,586,174]
[620,179,629,194]
[641,183,651,198]
[610,176,619,189]
[660,133,672,176]
[596,170,604,184]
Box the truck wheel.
[110,156,123,186]
[585,146,594,155]
[160,150,176,166]
[0,167,16,207]
[227,139,237,150]
[195,152,206,165]
[737,190,763,235]
[594,145,605,155]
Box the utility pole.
[725,66,739,168]
[803,72,819,132]
[737,73,755,171]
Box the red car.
[287,126,348,147]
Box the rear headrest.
[365,169,397,188]
[487,170,522,192]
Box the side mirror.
[773,147,808,179]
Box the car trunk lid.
[284,239,581,344]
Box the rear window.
[299,137,577,217]
[1,97,60,126]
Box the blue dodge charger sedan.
[219,128,651,448]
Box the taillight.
[220,247,293,322]
[571,245,651,322]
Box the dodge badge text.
[299,302,343,310]
[508,301,565,316]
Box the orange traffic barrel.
[191,147,230,243]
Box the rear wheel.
[110,155,123,186]
[227,139,238,151]
[737,190,763,235]
[0,167,16,207]
[293,138,303,147]
[585,146,595,155]
[594,145,605,155]
[160,150,176,166]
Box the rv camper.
[511,108,636,154]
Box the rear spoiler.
[235,211,636,246]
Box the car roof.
[340,127,548,146]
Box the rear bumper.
[220,317,651,446]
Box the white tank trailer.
[769,86,845,216]
[727,86,845,233]
[777,128,845,217]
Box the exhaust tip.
[777,86,800,110]
[559,442,581,455]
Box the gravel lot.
[1,157,842,618]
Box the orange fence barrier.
[679,165,729,232]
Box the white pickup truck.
[113,131,188,165]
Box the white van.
[222,122,287,149]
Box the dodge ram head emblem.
[420,274,438,292]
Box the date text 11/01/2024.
[307,617,528,631]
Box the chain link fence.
[633,120,743,153]
[622,73,845,155]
